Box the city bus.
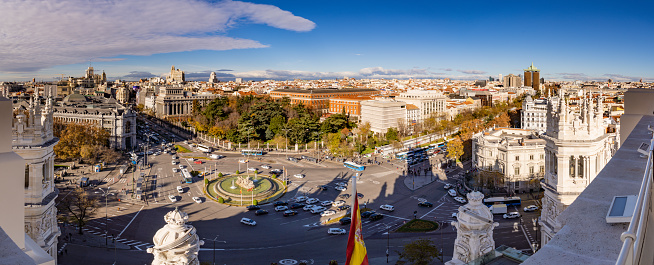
[181,169,193,183]
[344,161,365,171]
[241,149,264,156]
[482,196,522,207]
[396,151,408,160]
[197,144,212,153]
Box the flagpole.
[352,172,357,208]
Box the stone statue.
[446,191,499,265]
[236,176,254,190]
[147,208,204,265]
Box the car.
[271,169,282,174]
[335,182,347,187]
[168,195,177,202]
[524,205,539,212]
[454,197,467,204]
[273,201,288,206]
[192,197,202,203]
[172,156,178,159]
[275,206,289,212]
[295,196,308,202]
[503,212,521,219]
[379,204,395,211]
[303,205,316,211]
[357,193,364,198]
[283,210,298,217]
[321,200,334,206]
[240,218,256,226]
[321,210,336,217]
[306,198,319,204]
[332,200,346,207]
[177,186,184,193]
[335,186,347,191]
[339,217,352,225]
[317,185,329,190]
[290,203,305,209]
[444,183,452,190]
[361,211,374,218]
[261,165,271,169]
[328,228,347,235]
[179,165,185,169]
[339,194,351,199]
[187,158,195,161]
[247,167,257,172]
[310,206,326,214]
[293,174,305,179]
[254,209,269,216]
[194,160,203,164]
[172,168,179,173]
[337,205,351,211]
[246,205,261,211]
[239,159,247,164]
[418,201,434,207]
[452,212,458,218]
[369,213,383,221]
[171,160,178,165]
[448,189,457,197]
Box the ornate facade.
[521,96,549,131]
[167,66,185,84]
[12,91,60,261]
[447,191,498,264]
[153,86,220,118]
[147,208,203,265]
[539,89,619,246]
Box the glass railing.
[615,135,654,265]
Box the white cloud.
[0,0,316,73]
[233,67,479,80]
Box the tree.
[386,127,399,142]
[396,118,409,138]
[54,121,111,161]
[57,187,98,234]
[396,238,442,265]
[446,137,464,162]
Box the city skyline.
[2,0,653,82]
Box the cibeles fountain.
[147,208,204,265]
[446,191,499,265]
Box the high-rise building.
[524,63,540,90]
[503,74,522,88]
[539,89,619,246]
[209,72,218,83]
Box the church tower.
[539,89,619,247]
[12,89,60,261]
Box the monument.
[235,175,254,190]
[446,191,498,265]
[147,208,204,265]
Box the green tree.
[218,197,225,203]
[218,172,223,178]
[57,187,98,234]
[446,137,464,162]
[396,238,442,265]
[385,127,399,142]
[269,115,286,136]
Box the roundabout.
[207,174,286,205]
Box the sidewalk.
[403,171,443,191]
[57,223,131,255]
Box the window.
[540,165,545,173]
[530,166,534,174]
[515,156,519,161]
[570,156,576,178]
[515,167,520,175]
[578,156,584,178]
[530,155,534,160]
[25,165,29,188]
[540,154,544,160]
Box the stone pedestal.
[449,191,498,264]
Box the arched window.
[570,156,576,178]
[578,156,584,178]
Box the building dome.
[62,93,88,103]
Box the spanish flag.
[346,194,369,265]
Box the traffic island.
[396,219,439,232]
[205,174,286,206]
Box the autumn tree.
[396,238,442,265]
[54,121,111,161]
[57,187,98,234]
[446,137,464,162]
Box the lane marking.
[118,205,144,237]
[420,202,445,219]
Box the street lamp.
[202,235,226,265]
[98,187,112,247]
[282,128,290,158]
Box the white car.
[336,182,347,187]
[240,217,256,226]
[503,212,521,219]
[332,200,346,207]
[303,205,316,211]
[448,189,457,197]
[321,210,336,217]
[238,159,247,164]
[247,167,257,172]
[179,165,186,169]
[380,204,395,212]
[295,196,308,202]
[451,212,458,218]
[524,205,539,212]
[176,186,184,193]
[335,186,347,191]
[275,206,288,212]
[453,197,467,204]
[187,158,195,161]
[328,228,347,235]
[310,206,326,214]
[172,156,178,159]
[172,168,180,173]
[320,200,333,207]
[168,195,177,202]
[171,160,178,165]
[293,174,305,179]
[306,198,319,204]
[261,165,271,169]
[444,183,452,190]
[192,197,202,204]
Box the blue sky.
[1,0,653,82]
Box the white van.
[448,189,457,197]
[379,204,395,212]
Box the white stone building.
[153,86,221,119]
[521,96,549,131]
[396,90,446,123]
[405,104,420,125]
[539,90,619,247]
[360,99,406,134]
[472,128,546,193]
[11,93,60,262]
